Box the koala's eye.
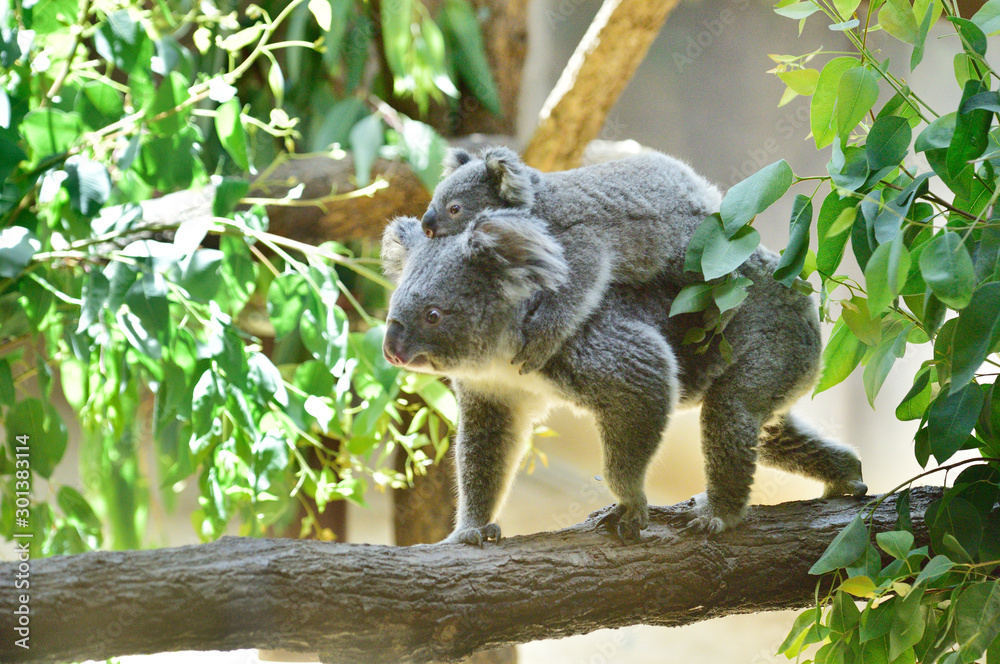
[425,308,443,325]
[448,203,462,216]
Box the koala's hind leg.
[758,413,867,498]
[551,320,677,541]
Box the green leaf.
[865,237,910,315]
[349,114,384,188]
[911,0,939,69]
[778,68,820,95]
[919,231,976,309]
[836,67,879,139]
[701,218,761,280]
[178,249,224,302]
[927,383,986,463]
[951,283,1000,393]
[880,0,920,43]
[811,57,861,148]
[842,297,881,346]
[913,554,954,586]
[889,588,926,661]
[63,156,111,217]
[949,16,988,56]
[861,597,897,643]
[712,276,753,313]
[670,283,715,317]
[829,142,871,191]
[267,273,312,340]
[20,108,82,156]
[309,0,332,30]
[862,320,909,406]
[94,10,151,72]
[810,514,869,574]
[5,398,68,479]
[145,71,190,135]
[956,581,1000,663]
[774,0,820,19]
[56,486,102,536]
[212,177,249,218]
[0,132,27,182]
[381,0,414,77]
[440,0,503,116]
[0,227,40,278]
[972,0,1000,35]
[416,377,459,423]
[685,213,721,273]
[896,366,932,421]
[834,0,862,17]
[876,530,914,559]
[829,590,862,633]
[217,24,266,52]
[774,194,812,285]
[719,159,793,234]
[399,117,448,190]
[867,116,912,170]
[815,318,867,394]
[215,98,249,171]
[948,80,992,179]
[817,192,857,276]
[74,80,124,131]
[915,112,956,152]
[310,97,368,151]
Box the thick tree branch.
[0,488,941,664]
[523,0,681,171]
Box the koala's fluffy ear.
[441,148,474,178]
[465,212,568,301]
[482,147,535,207]
[381,217,425,283]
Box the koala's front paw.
[679,493,744,536]
[511,335,556,375]
[595,503,649,542]
[442,523,502,547]
[823,479,868,499]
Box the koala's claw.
[823,479,868,499]
[443,523,502,547]
[678,493,743,536]
[511,339,551,375]
[595,503,648,542]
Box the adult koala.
[381,210,866,545]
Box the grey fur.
[421,146,723,373]
[381,213,867,545]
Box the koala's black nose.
[421,208,438,238]
[383,319,407,365]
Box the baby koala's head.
[421,146,538,239]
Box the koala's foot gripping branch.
[0,488,941,664]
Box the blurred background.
[2,0,995,662]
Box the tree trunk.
[1,488,941,664]
[523,0,682,171]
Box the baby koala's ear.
[441,148,474,178]
[465,211,567,302]
[381,216,425,283]
[482,146,535,208]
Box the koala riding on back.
[421,147,722,374]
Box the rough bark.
[523,0,682,171]
[1,488,941,664]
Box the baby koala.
[421,146,722,373]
